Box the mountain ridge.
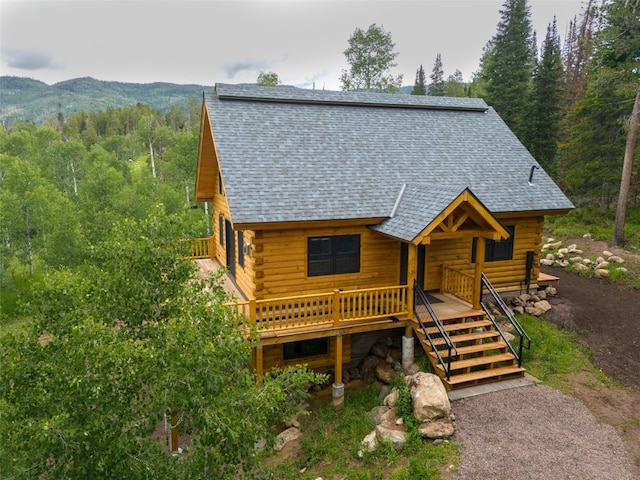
[0,76,212,127]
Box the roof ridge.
[214,83,489,113]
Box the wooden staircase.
[412,305,526,390]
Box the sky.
[1,0,585,90]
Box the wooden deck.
[537,271,560,288]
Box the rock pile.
[358,372,455,458]
[540,238,627,279]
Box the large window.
[472,226,515,262]
[283,338,328,360]
[308,234,360,276]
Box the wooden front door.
[400,243,426,289]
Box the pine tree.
[527,18,565,175]
[562,0,597,107]
[411,65,427,95]
[478,0,535,140]
[429,53,445,96]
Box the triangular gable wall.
[413,189,509,245]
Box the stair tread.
[428,341,509,359]
[445,366,526,385]
[429,330,501,345]
[425,319,493,334]
[434,353,516,371]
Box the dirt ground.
[539,237,640,478]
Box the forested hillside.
[0,76,209,127]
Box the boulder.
[383,388,399,407]
[594,269,610,279]
[603,250,614,258]
[572,263,589,272]
[359,355,379,383]
[367,405,391,427]
[358,430,378,458]
[418,418,455,439]
[274,427,301,451]
[375,360,396,384]
[533,300,551,314]
[407,372,450,421]
[608,255,624,264]
[370,342,389,359]
[375,424,407,452]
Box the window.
[238,231,244,267]
[218,214,224,246]
[308,234,360,276]
[283,338,328,360]
[472,226,515,262]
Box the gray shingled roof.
[204,83,573,241]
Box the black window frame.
[307,234,360,277]
[472,225,516,263]
[218,214,224,246]
[238,231,244,268]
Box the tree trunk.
[613,87,640,247]
[148,138,156,179]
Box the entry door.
[399,243,426,289]
[225,219,235,277]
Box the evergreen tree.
[478,0,535,140]
[562,0,597,108]
[527,18,565,175]
[411,65,427,95]
[340,24,403,92]
[429,53,445,96]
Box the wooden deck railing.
[226,285,408,332]
[441,266,474,304]
[182,237,213,259]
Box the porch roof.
[371,185,509,243]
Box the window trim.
[307,234,360,277]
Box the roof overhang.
[194,97,218,202]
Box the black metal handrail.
[481,273,531,367]
[413,282,458,380]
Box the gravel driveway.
[452,384,633,479]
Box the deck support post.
[473,237,485,310]
[402,335,415,371]
[333,332,344,410]
[255,342,264,386]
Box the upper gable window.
[308,235,360,276]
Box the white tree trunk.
[148,138,156,179]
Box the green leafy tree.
[257,71,281,86]
[411,65,427,95]
[429,53,445,96]
[340,23,403,92]
[526,19,565,175]
[477,0,536,140]
[0,209,324,479]
[444,69,467,97]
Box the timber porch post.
[472,237,486,310]
[332,332,345,410]
[407,243,417,320]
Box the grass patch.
[255,382,459,479]
[517,313,614,390]
[0,316,30,338]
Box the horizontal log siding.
[261,335,351,370]
[424,215,544,291]
[234,229,256,298]
[253,227,401,299]
[211,180,256,298]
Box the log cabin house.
[192,83,573,392]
